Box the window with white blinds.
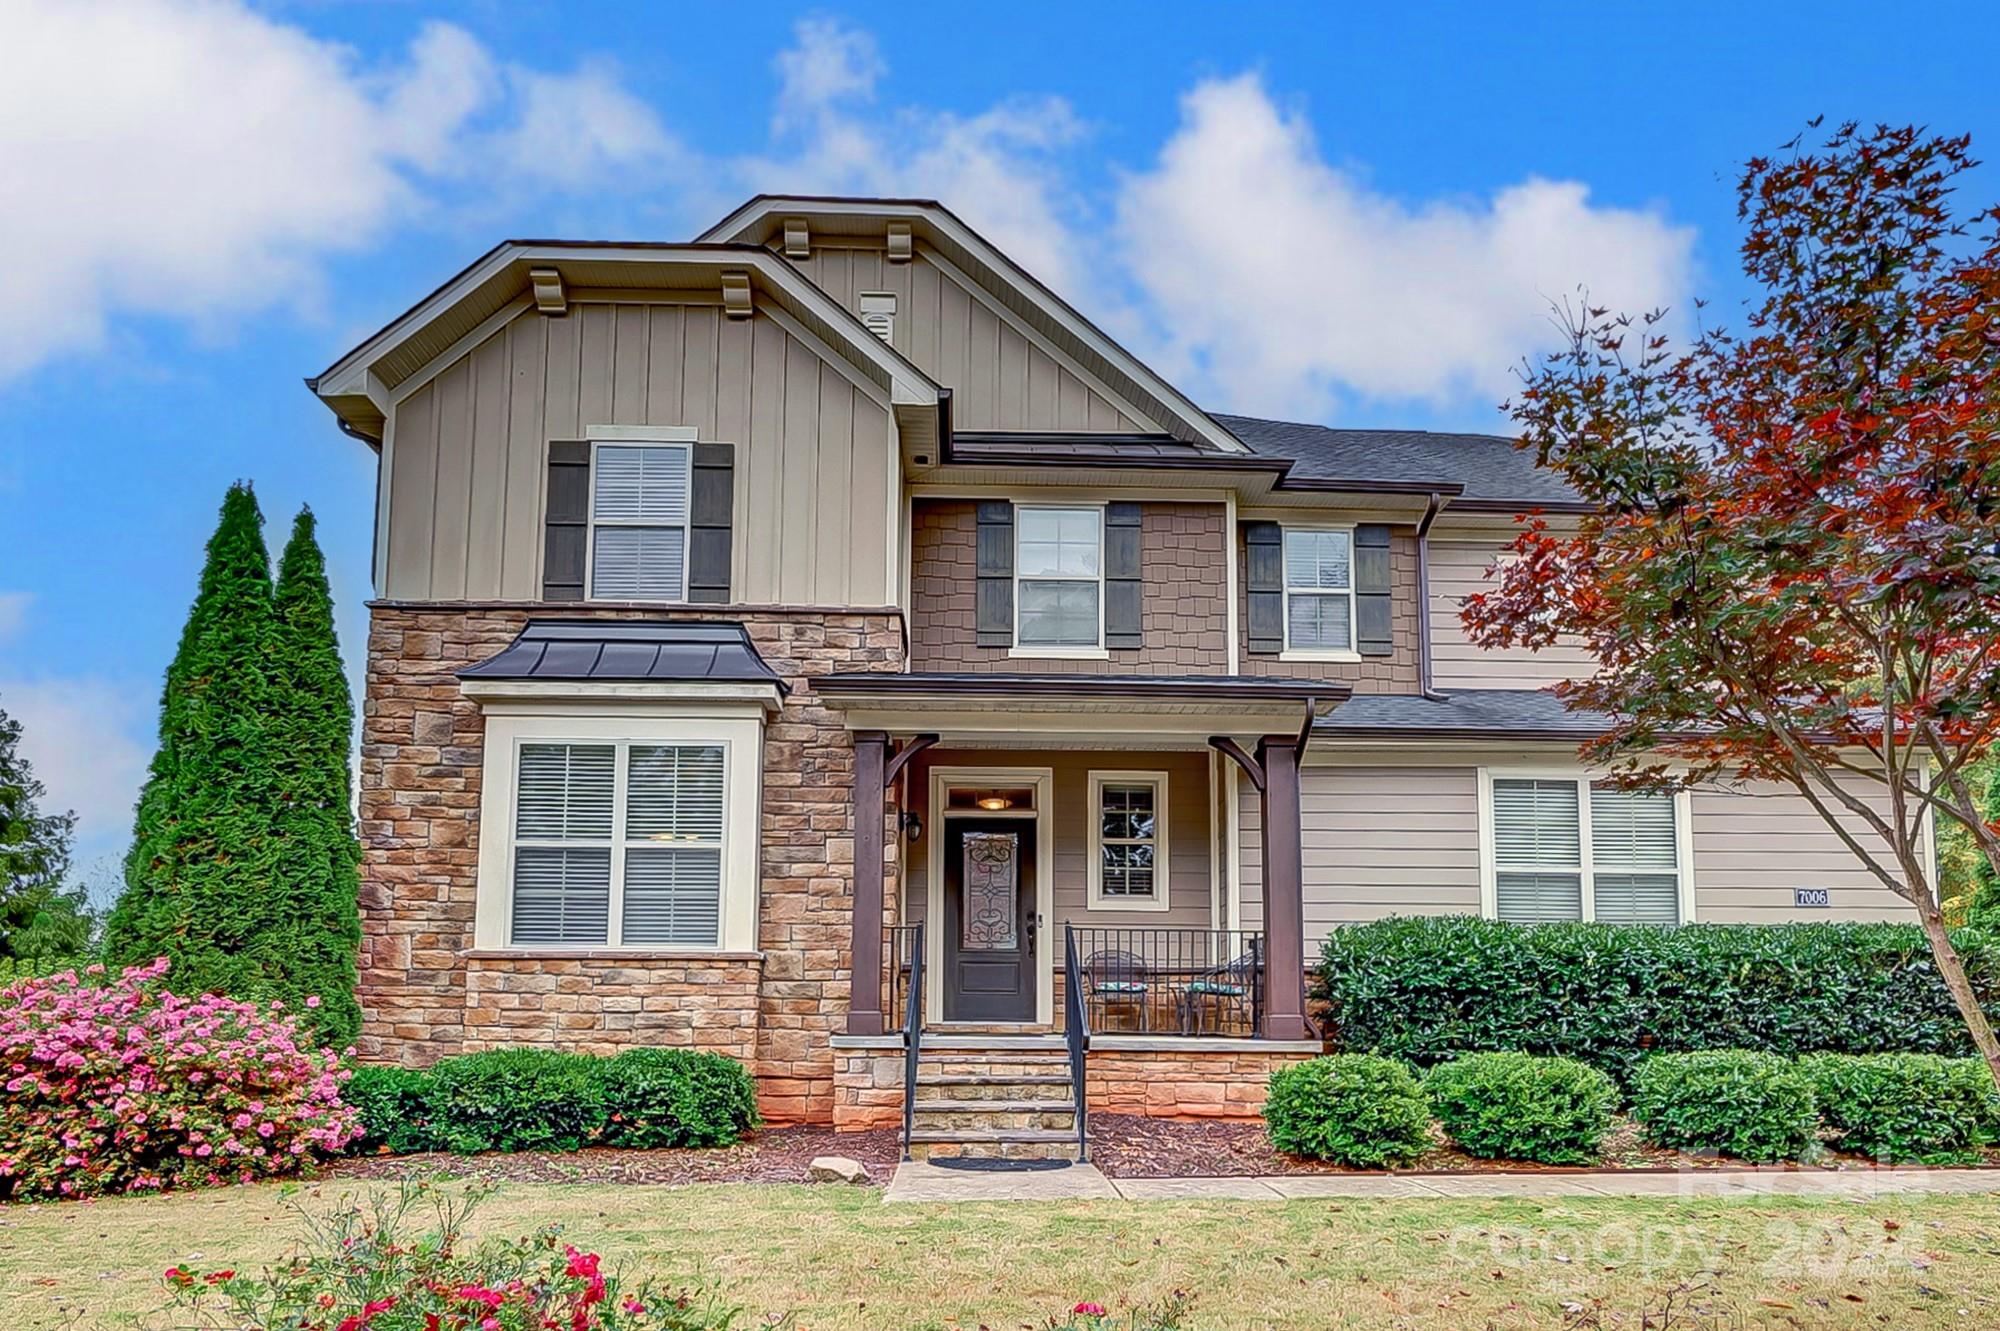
[1487,775,1685,925]
[510,740,725,947]
[1283,528,1354,652]
[588,444,690,600]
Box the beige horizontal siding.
[384,301,897,605]
[1428,538,1595,690]
[1234,760,1916,948]
[1691,781,1914,923]
[902,748,1215,932]
[784,244,1160,434]
[1239,766,1482,945]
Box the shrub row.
[1317,917,2000,1083]
[1264,1051,2000,1167]
[345,1048,759,1155]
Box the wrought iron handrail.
[900,921,925,1162]
[1064,924,1089,1162]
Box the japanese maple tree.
[1465,121,2000,1083]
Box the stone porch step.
[906,1126,1082,1160]
[913,1099,1078,1114]
[917,1072,1071,1087]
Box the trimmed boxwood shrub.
[598,1049,760,1148]
[1423,1053,1618,1164]
[1631,1051,1820,1163]
[422,1049,608,1153]
[344,1065,438,1154]
[1263,1055,1432,1167]
[1317,917,2000,1084]
[1799,1054,1993,1164]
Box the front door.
[942,818,1038,1022]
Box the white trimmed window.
[1088,771,1169,910]
[1482,772,1689,925]
[588,442,691,599]
[1016,506,1103,649]
[472,707,765,954]
[510,740,725,947]
[1283,527,1355,653]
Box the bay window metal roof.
[458,619,788,693]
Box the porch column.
[846,729,889,1036]
[1256,732,1310,1041]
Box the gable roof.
[1215,414,1588,512]
[698,196,1247,455]
[307,240,944,443]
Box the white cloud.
[736,18,1097,303]
[0,593,30,643]
[1115,74,1697,419]
[0,677,151,861]
[0,0,677,381]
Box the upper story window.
[1283,527,1354,653]
[589,443,691,600]
[511,739,725,948]
[1484,773,1686,926]
[1016,506,1102,649]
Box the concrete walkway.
[885,1163,2000,1204]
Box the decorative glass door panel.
[961,831,1019,951]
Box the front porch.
[811,672,1345,1146]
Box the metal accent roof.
[459,619,789,693]
[1312,689,1610,740]
[813,671,1350,706]
[1214,414,1588,511]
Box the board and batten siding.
[383,301,898,605]
[780,244,1161,434]
[1237,766,1483,945]
[901,748,1216,932]
[1235,759,1915,956]
[1427,537,1596,690]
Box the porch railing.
[900,921,925,1162]
[1066,927,1267,1038]
[885,925,922,1031]
[1063,926,1089,1161]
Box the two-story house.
[309,196,1924,1150]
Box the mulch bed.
[328,1125,903,1187]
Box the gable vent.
[858,292,896,344]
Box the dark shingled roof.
[1316,689,1610,740]
[1214,413,1586,509]
[460,619,788,693]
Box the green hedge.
[1263,1055,1433,1167]
[1317,917,1999,1082]
[1631,1051,1821,1163]
[1423,1053,1618,1165]
[1799,1054,1992,1164]
[343,1048,760,1155]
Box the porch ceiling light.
[976,795,1012,811]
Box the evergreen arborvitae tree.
[106,484,286,1009]
[0,699,92,969]
[269,507,362,1045]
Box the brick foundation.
[1087,1047,1313,1119]
[832,1048,907,1131]
[357,602,905,1125]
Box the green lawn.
[5,1179,1999,1329]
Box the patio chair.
[1082,949,1153,1032]
[1174,938,1261,1036]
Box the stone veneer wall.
[357,603,905,1125]
[908,499,1230,673]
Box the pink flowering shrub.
[162,1182,744,1331]
[0,957,359,1199]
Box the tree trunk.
[1913,891,2000,1091]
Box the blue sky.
[4,0,2000,895]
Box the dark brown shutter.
[542,441,589,601]
[975,501,1014,647]
[1354,524,1393,657]
[687,442,735,604]
[1244,521,1284,654]
[1104,502,1143,650]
